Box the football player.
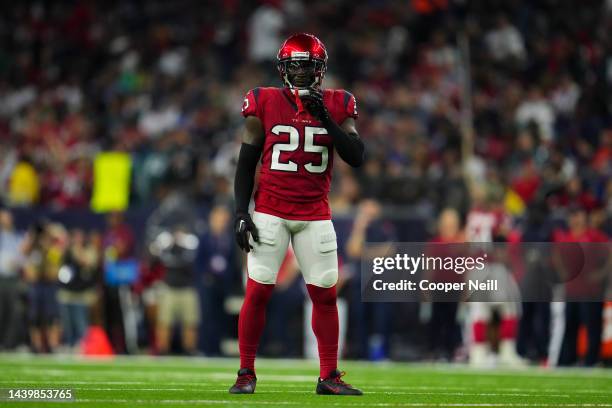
[465,186,522,367]
[229,33,364,395]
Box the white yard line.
[8,368,612,389]
[72,400,612,407]
[0,380,153,385]
[77,388,187,391]
[200,389,573,397]
[51,387,577,397]
[76,399,299,405]
[8,365,612,382]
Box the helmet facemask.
[277,58,326,90]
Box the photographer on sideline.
[150,224,201,355]
[22,220,67,353]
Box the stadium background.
[0,0,611,368]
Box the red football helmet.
[277,33,328,89]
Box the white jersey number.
[270,125,329,174]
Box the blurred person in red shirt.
[591,128,611,172]
[55,158,92,209]
[555,177,600,212]
[510,159,541,205]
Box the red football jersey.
[465,208,510,242]
[241,87,358,220]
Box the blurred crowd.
[0,0,610,216]
[0,0,611,365]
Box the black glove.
[234,212,259,253]
[302,87,330,122]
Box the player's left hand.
[302,87,330,121]
[234,212,259,253]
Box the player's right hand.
[301,87,330,122]
[234,212,259,253]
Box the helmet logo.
[291,51,310,60]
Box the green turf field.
[0,354,611,407]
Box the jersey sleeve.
[241,88,262,118]
[342,90,358,120]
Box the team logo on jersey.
[242,97,249,112]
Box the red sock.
[306,284,338,379]
[472,320,487,343]
[500,317,518,340]
[239,278,275,373]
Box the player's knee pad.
[307,221,338,288]
[310,267,338,288]
[247,263,278,285]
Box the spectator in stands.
[7,155,39,207]
[485,14,526,63]
[515,86,555,144]
[164,130,199,193]
[54,158,92,209]
[247,0,285,64]
[0,144,18,205]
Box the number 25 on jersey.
[270,125,329,174]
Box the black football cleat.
[229,368,257,394]
[316,369,363,395]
